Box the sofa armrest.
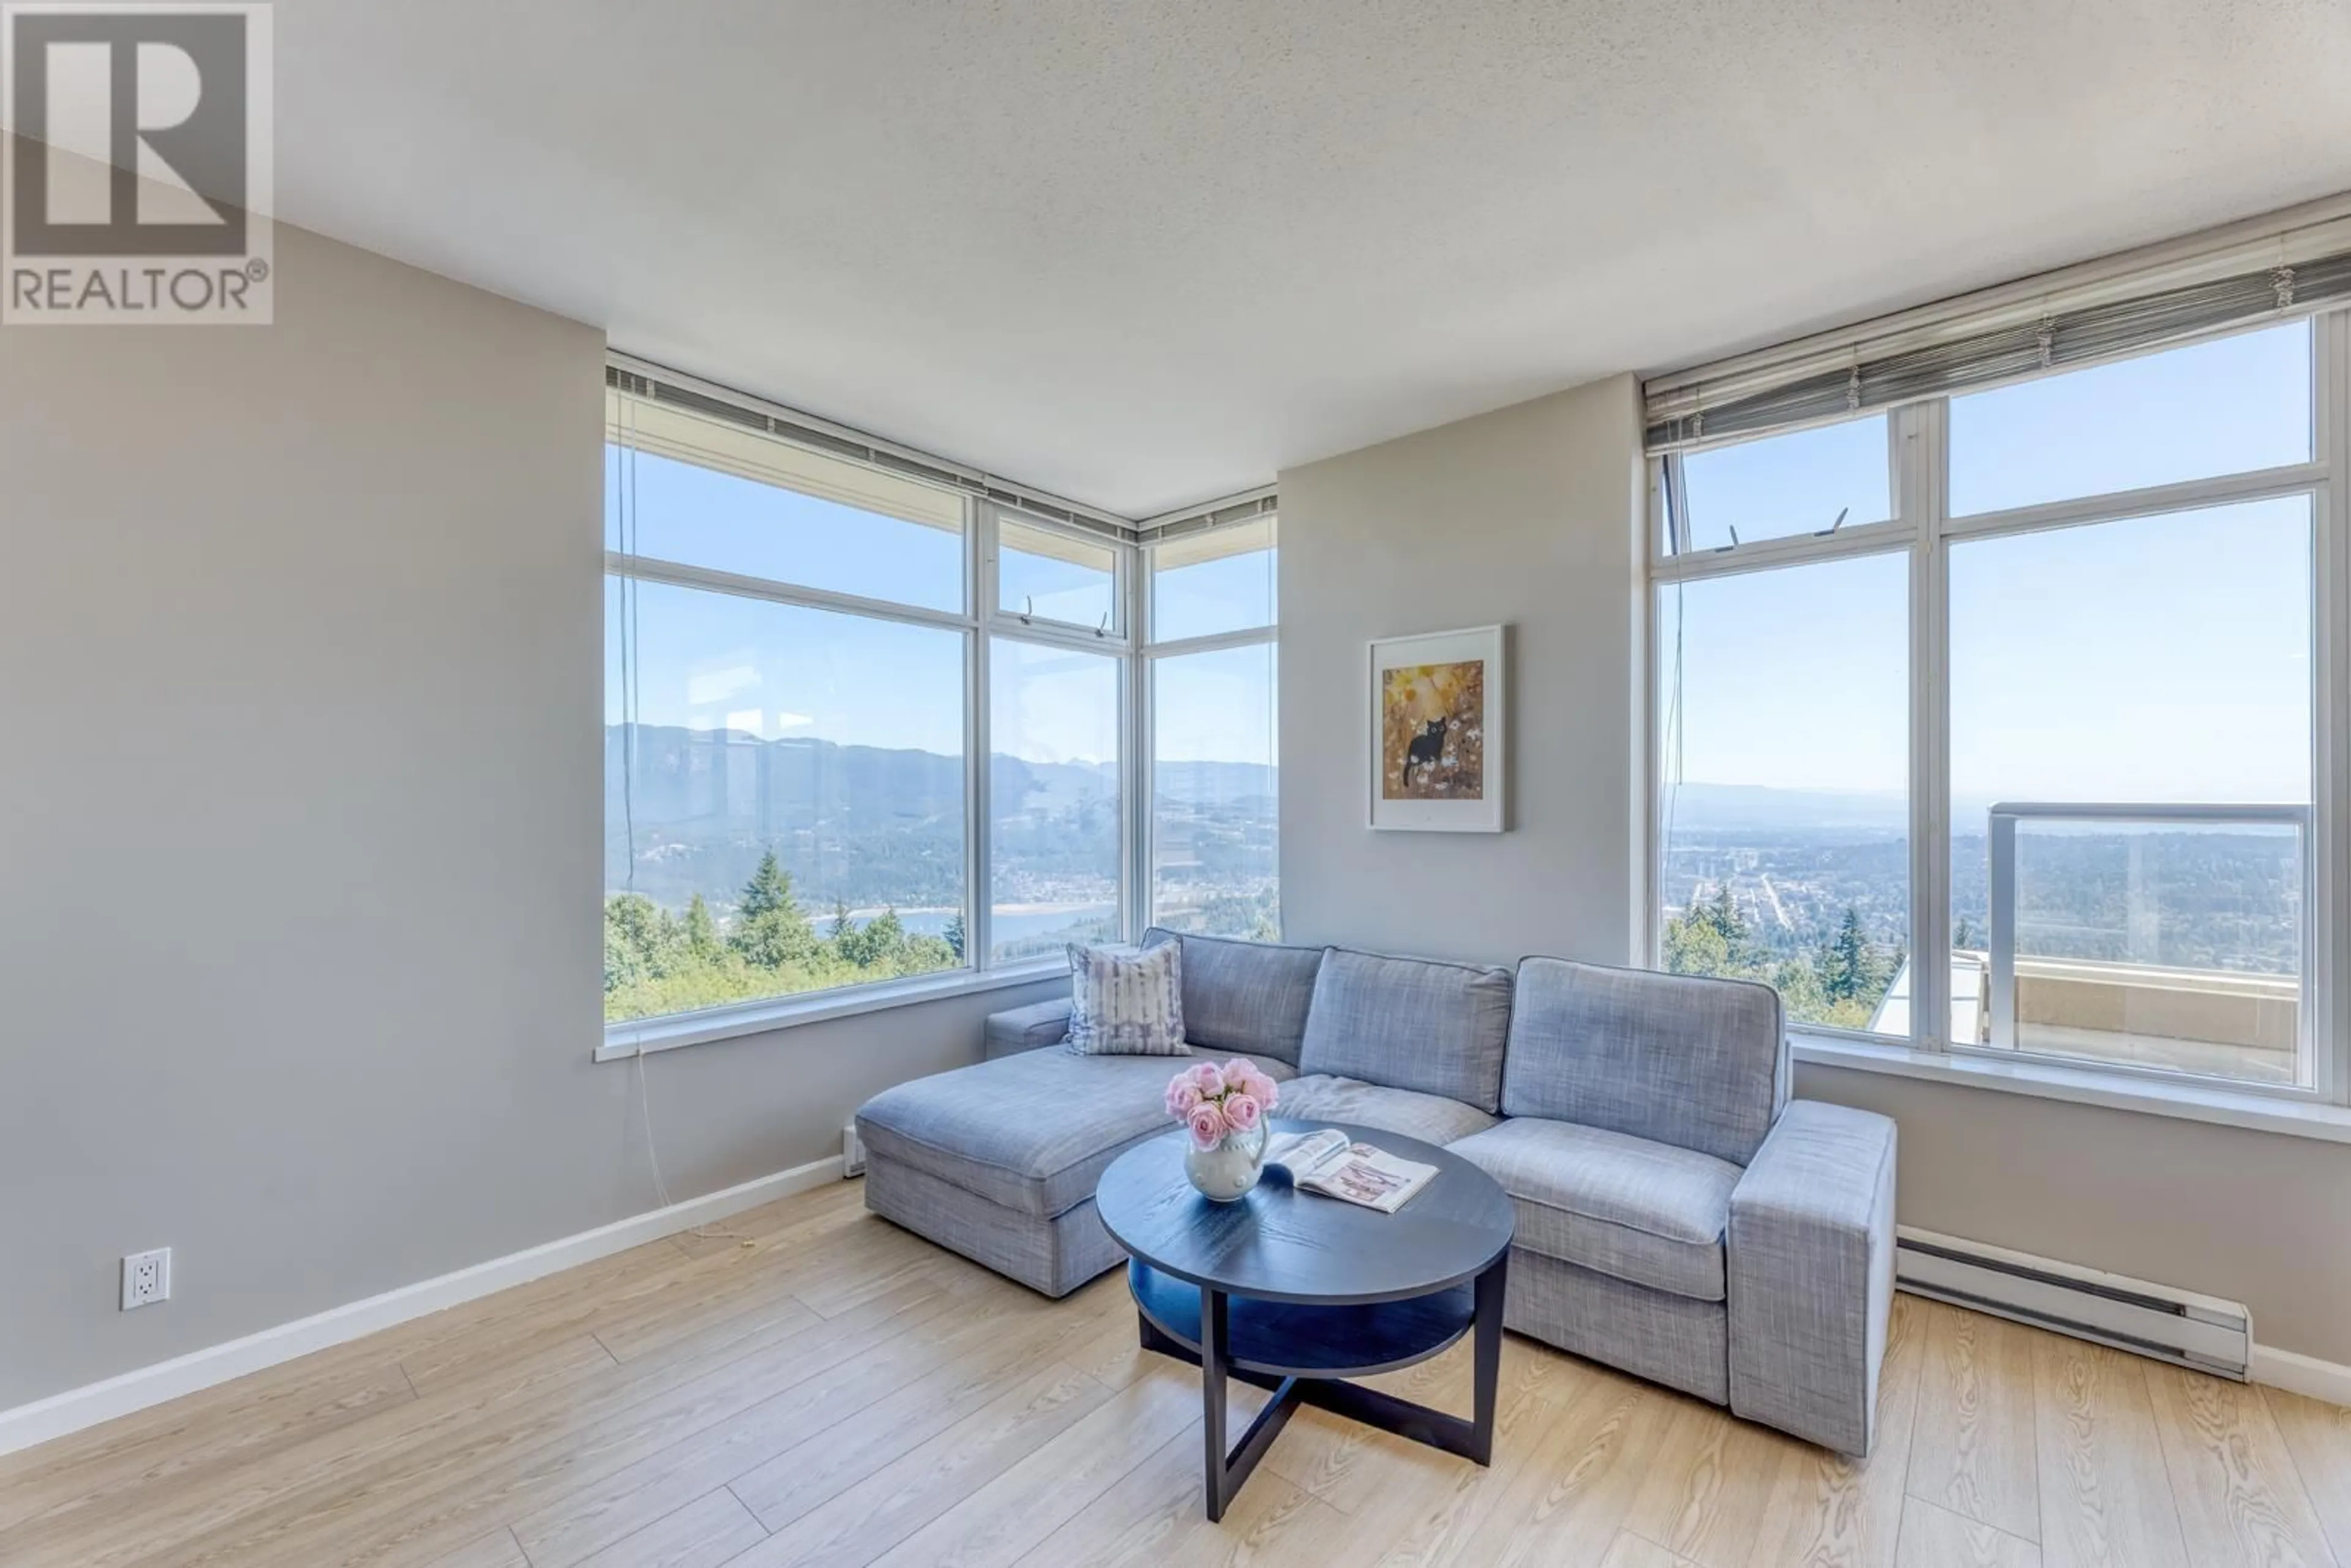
[1727,1100,1897,1456]
[984,998,1073,1059]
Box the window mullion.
[970,505,996,970]
[2315,310,2350,1101]
[1650,517,1917,583]
[1123,541,1149,941]
[1906,400,1953,1054]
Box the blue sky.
[606,451,1277,765]
[606,321,2308,793]
[1663,322,2317,810]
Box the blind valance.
[1644,211,2351,454]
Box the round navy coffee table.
[1094,1119,1516,1521]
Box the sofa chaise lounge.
[854,928,1898,1455]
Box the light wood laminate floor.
[6,1180,2349,1567]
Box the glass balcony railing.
[1978,802,2309,1086]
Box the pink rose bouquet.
[1167,1057,1280,1150]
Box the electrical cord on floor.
[635,1046,757,1249]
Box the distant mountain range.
[1662,782,2003,835]
[606,724,1275,825]
[604,724,1277,911]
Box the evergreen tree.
[828,898,852,943]
[943,911,966,962]
[860,908,906,966]
[1953,916,1979,950]
[1708,882,1741,940]
[739,852,795,921]
[1663,907,1731,977]
[603,892,684,978]
[683,893,722,961]
[730,853,817,969]
[602,901,647,994]
[1824,906,1870,1002]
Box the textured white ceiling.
[265,0,2351,515]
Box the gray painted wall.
[0,219,1056,1410]
[1279,375,1649,967]
[1277,377,2351,1367]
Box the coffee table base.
[1127,1255,1509,1521]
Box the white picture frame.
[1367,624,1507,833]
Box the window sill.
[596,962,1070,1062]
[1791,1032,2351,1146]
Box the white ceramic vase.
[1184,1121,1268,1202]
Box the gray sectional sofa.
[854,928,1899,1455]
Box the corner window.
[608,374,1285,1041]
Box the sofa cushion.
[1297,948,1513,1113]
[1065,941,1188,1057]
[1502,958,1785,1167]
[984,997,1074,1059]
[1448,1117,1740,1301]
[856,1046,1297,1219]
[1142,928,1324,1065]
[1275,1075,1499,1147]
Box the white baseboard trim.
[2253,1343,2351,1408]
[0,1155,846,1460]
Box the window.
[1152,643,1278,938]
[607,396,964,612]
[1652,318,2336,1098]
[1152,517,1275,640]
[1949,324,2312,516]
[605,372,1280,1041]
[606,395,976,1026]
[1673,415,1891,553]
[1657,551,1910,1032]
[999,516,1119,632]
[1948,499,2312,1082]
[605,582,966,1022]
[1147,517,1279,938]
[989,638,1122,961]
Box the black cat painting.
[1380,661,1485,800]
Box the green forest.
[1662,885,1903,1030]
[604,852,960,1022]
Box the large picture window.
[605,375,1278,1044]
[1654,317,2336,1100]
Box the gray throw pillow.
[1065,942,1190,1057]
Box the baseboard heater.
[1895,1226,2251,1380]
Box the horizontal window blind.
[606,359,1135,542]
[1136,491,1278,550]
[1644,211,2351,453]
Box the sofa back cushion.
[1502,958,1786,1166]
[1297,948,1515,1113]
[1141,928,1324,1065]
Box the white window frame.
[600,384,1144,1060]
[979,501,1136,969]
[1138,511,1281,937]
[1646,312,2351,1134]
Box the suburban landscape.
[602,723,1277,1021]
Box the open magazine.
[1264,1128,1438,1215]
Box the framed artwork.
[1368,624,1506,832]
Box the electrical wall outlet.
[842,1121,865,1177]
[122,1247,171,1311]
